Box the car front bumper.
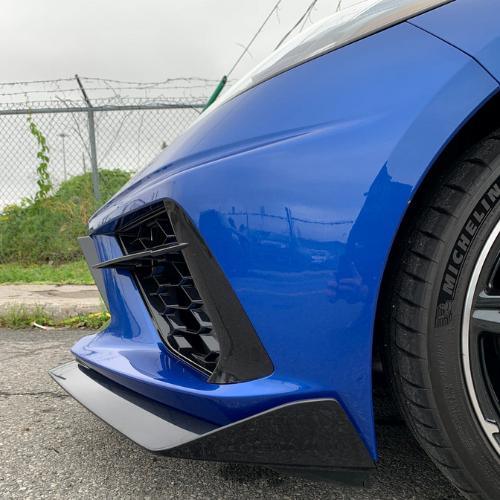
[50,360,374,486]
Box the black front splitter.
[50,361,375,487]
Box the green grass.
[0,260,94,285]
[0,304,110,329]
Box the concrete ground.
[0,285,100,320]
[0,328,462,500]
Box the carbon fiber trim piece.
[50,361,374,482]
[166,201,274,384]
[163,399,375,470]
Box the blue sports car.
[51,0,500,496]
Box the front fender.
[90,21,498,460]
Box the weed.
[0,304,55,329]
[27,112,52,202]
[0,169,131,264]
[59,311,111,329]
[0,304,110,330]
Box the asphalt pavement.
[0,328,463,500]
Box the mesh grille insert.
[116,205,220,375]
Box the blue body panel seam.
[408,20,500,84]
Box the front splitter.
[50,361,375,486]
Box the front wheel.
[383,129,500,499]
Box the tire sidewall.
[427,161,500,495]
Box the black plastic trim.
[114,203,221,376]
[165,200,274,384]
[92,242,189,269]
[78,236,110,310]
[50,361,375,485]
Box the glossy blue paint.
[73,234,317,427]
[410,0,500,83]
[78,20,499,461]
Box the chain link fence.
[0,98,204,208]
[0,78,212,264]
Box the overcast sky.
[0,0,365,207]
[0,0,357,87]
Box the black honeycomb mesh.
[116,204,220,375]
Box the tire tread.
[384,129,500,499]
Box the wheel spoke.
[475,291,500,309]
[471,309,500,336]
[468,309,500,427]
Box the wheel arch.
[374,88,500,365]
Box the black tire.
[383,129,500,499]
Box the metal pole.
[87,110,100,204]
[76,74,100,205]
[0,103,204,116]
[59,133,67,181]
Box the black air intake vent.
[116,205,220,375]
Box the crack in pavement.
[0,345,66,362]
[0,390,68,398]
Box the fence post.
[76,75,100,205]
[87,110,100,204]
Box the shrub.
[0,169,131,264]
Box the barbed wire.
[0,76,227,87]
[0,87,208,210]
[0,76,235,105]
